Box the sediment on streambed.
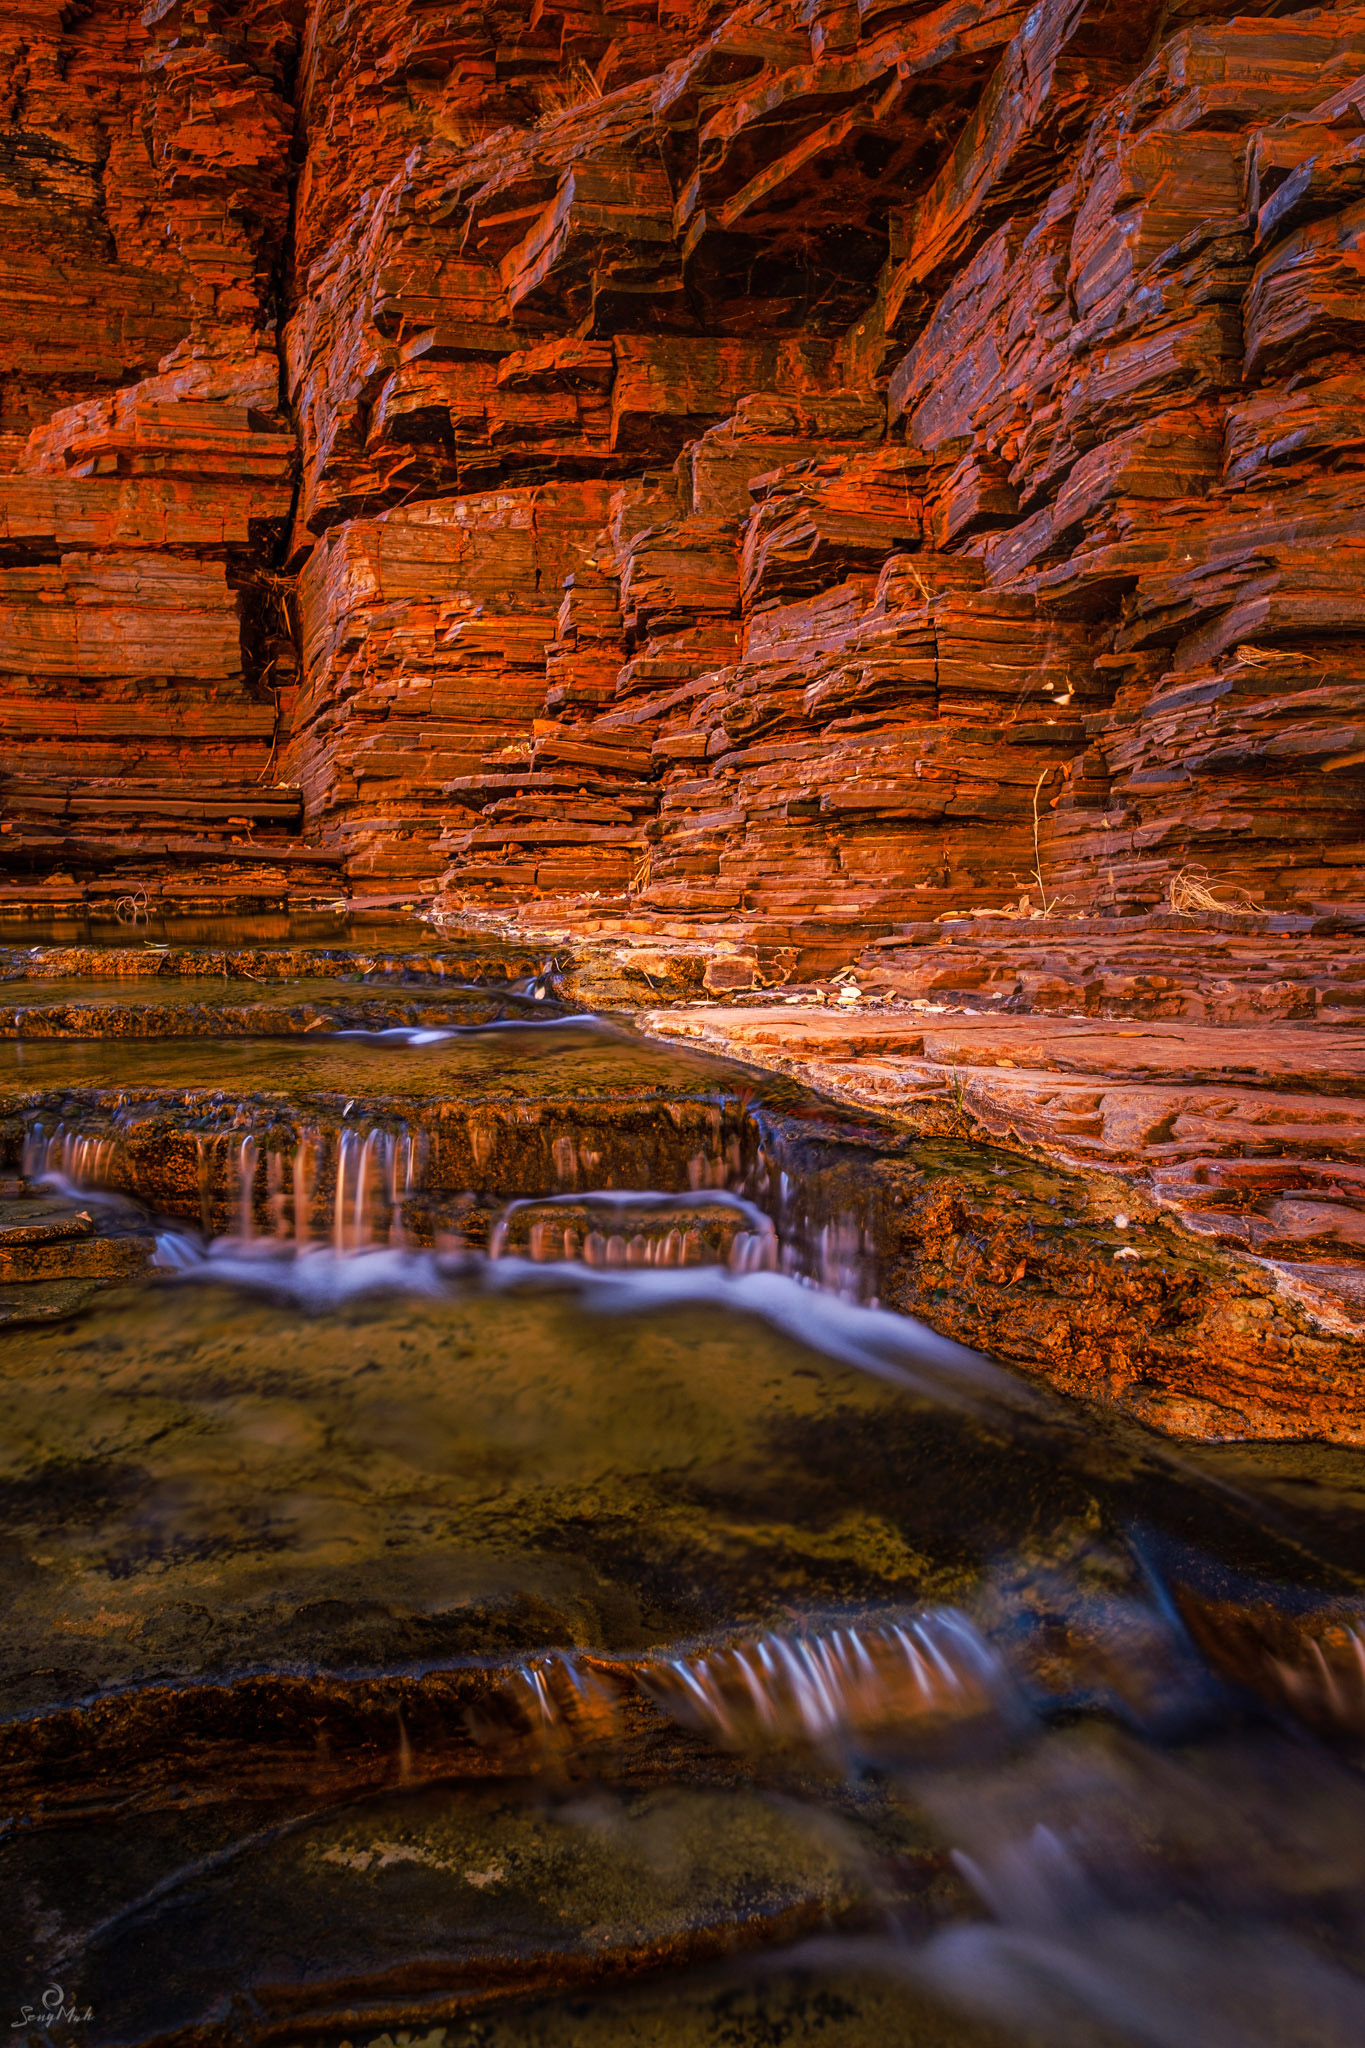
[0,950,1363,2048]
[7,1079,1362,1442]
[4,1250,1365,2048]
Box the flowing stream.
[0,917,1363,2048]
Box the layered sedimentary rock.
[3,0,1364,1328]
[0,0,306,902]
[2,0,1359,928]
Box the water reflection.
[2,983,1365,2048]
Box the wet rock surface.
[6,0,1365,2026]
[0,924,1363,2045]
[646,998,1365,1384]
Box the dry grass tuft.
[536,61,604,116]
[1233,643,1300,668]
[1167,865,1258,917]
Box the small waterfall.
[471,1613,1006,1772]
[1181,1591,1365,1739]
[308,1124,423,1253]
[488,1190,779,1272]
[236,1135,257,1245]
[293,1131,321,1251]
[480,1652,622,1759]
[18,1092,878,1304]
[388,1127,426,1247]
[23,1120,120,1191]
[742,1118,882,1304]
[1272,1626,1365,1734]
[33,1115,434,1256]
[638,1613,1003,1752]
[551,1134,577,1183]
[332,1128,358,1254]
[328,1124,429,1253]
[266,1147,288,1240]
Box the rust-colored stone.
[3,0,1365,1387]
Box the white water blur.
[491,1259,1030,1409]
[29,1111,432,1258]
[493,1651,619,1747]
[638,1611,1008,1754]
[23,1120,120,1190]
[154,1238,1029,1413]
[22,1091,876,1302]
[905,1731,1365,2048]
[482,1612,1009,1764]
[488,1188,779,1274]
[1270,1625,1365,1735]
[335,1014,606,1046]
[236,1135,257,1244]
[156,1236,450,1305]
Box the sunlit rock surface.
[0,0,1359,927]
[2,0,1364,1339]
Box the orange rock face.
[0,0,1363,931]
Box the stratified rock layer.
[3,0,1364,1359]
[0,0,1358,925]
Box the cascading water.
[328,1122,429,1252]
[20,1091,874,1296]
[6,939,1365,2048]
[23,1119,120,1191]
[26,1110,432,1257]
[739,1112,884,1302]
[637,1613,1006,1751]
[487,1188,780,1273]
[480,1614,1007,1763]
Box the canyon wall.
[1,0,1363,942]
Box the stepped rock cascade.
[2,0,1363,1323]
[0,929,1363,2046]
[4,0,1365,2038]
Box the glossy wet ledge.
[0,978,569,1038]
[3,1267,1363,1768]
[2,926,1365,2048]
[4,1264,1365,2048]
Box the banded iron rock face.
[0,0,1362,939]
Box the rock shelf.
[0,0,1360,934]
[648,1000,1365,1355]
[6,3,1365,2026]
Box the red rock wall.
[0,0,302,885]
[2,0,1363,927]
